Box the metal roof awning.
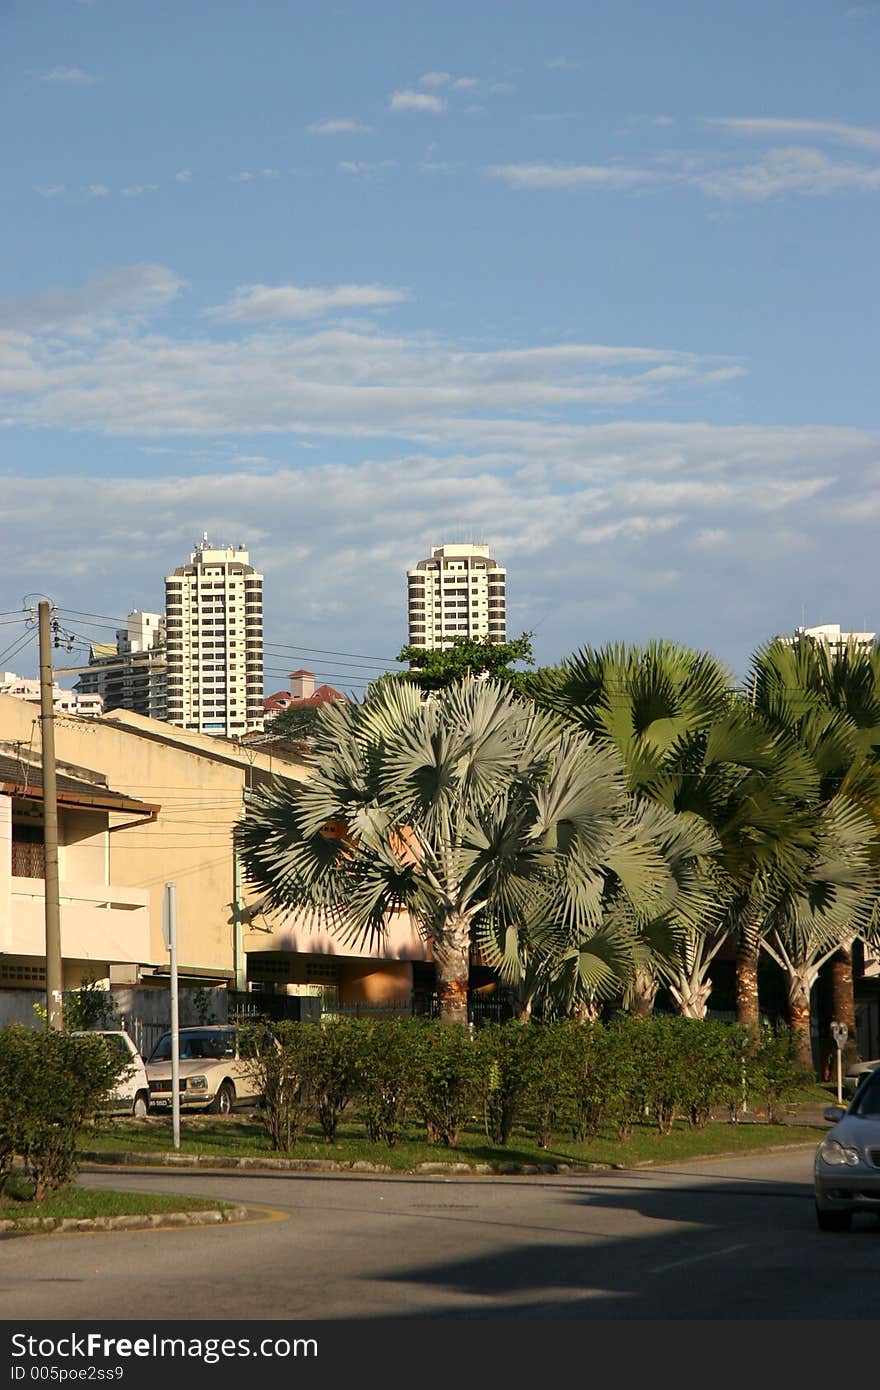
[0,753,158,818]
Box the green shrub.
[479,1022,538,1145]
[601,1016,651,1140]
[310,1018,363,1142]
[413,1022,484,1146]
[238,1020,314,1151]
[680,1020,751,1129]
[0,1026,127,1200]
[749,1025,811,1122]
[357,1020,419,1148]
[526,1022,583,1149]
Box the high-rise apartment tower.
[164,536,264,736]
[75,611,167,721]
[406,543,507,649]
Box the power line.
[0,626,37,668]
[57,608,403,666]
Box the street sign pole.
[831,1021,849,1107]
[162,883,181,1151]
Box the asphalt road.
[2,1148,879,1320]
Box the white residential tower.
[406,543,507,649]
[164,536,264,736]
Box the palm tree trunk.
[788,977,815,1075]
[432,915,471,1026]
[830,942,859,1069]
[736,918,761,1030]
[673,977,713,1019]
[631,970,657,1018]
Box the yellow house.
[0,694,429,1013]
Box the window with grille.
[12,826,45,878]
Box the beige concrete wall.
[0,795,11,955]
[0,694,309,981]
[340,960,413,1005]
[249,906,428,963]
[59,808,107,882]
[0,695,428,991]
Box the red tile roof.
[263,684,345,713]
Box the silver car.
[815,1067,880,1230]
[843,1057,880,1098]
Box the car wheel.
[210,1081,235,1116]
[132,1092,149,1120]
[815,1204,852,1232]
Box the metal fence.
[119,1015,166,1061]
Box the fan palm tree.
[748,639,880,1061]
[237,677,715,1024]
[529,641,819,1020]
[758,793,876,1069]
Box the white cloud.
[6,417,866,668]
[545,57,580,70]
[205,282,408,323]
[0,264,185,335]
[0,287,746,441]
[490,147,880,200]
[174,169,192,183]
[418,72,450,88]
[695,146,880,199]
[337,159,397,178]
[83,183,109,197]
[42,65,96,84]
[307,118,372,135]
[33,184,65,198]
[708,116,880,154]
[452,77,478,90]
[388,89,446,114]
[229,168,280,183]
[489,162,665,190]
[122,184,159,197]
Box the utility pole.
[162,883,181,1151]
[38,601,63,1030]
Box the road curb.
[0,1204,250,1236]
[78,1129,824,1179]
[79,1149,618,1175]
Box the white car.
[145,1025,262,1115]
[72,1029,151,1118]
[815,1067,880,1230]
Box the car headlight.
[186,1075,208,1090]
[818,1139,860,1167]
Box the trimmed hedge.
[230,1015,812,1152]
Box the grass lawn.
[81,1111,825,1172]
[0,1173,229,1221]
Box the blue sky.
[2,0,878,694]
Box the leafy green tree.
[266,705,323,741]
[237,677,714,1025]
[397,632,535,692]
